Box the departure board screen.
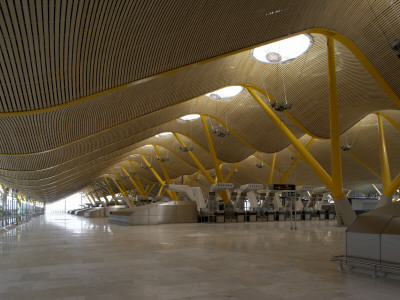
[272,184,296,190]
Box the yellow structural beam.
[173,132,230,203]
[140,154,177,200]
[246,86,334,192]
[121,165,146,196]
[327,37,345,200]
[346,151,381,180]
[268,153,277,185]
[279,138,314,184]
[188,170,201,186]
[346,190,352,197]
[147,183,156,196]
[372,184,382,196]
[200,115,224,183]
[128,160,146,195]
[223,162,240,183]
[103,177,115,198]
[114,170,129,197]
[110,175,128,197]
[157,185,164,197]
[380,113,400,133]
[377,113,391,194]
[153,145,178,200]
[183,175,189,185]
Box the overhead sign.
[270,184,296,191]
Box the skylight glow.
[156,132,172,138]
[250,34,313,64]
[205,86,244,101]
[178,114,200,122]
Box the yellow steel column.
[372,184,382,196]
[140,154,177,200]
[110,175,128,197]
[377,113,391,194]
[157,185,164,197]
[153,145,173,184]
[279,138,314,184]
[121,166,146,196]
[224,162,240,183]
[346,190,352,197]
[114,171,129,197]
[246,86,333,191]
[267,153,277,185]
[128,160,146,195]
[173,133,215,183]
[327,37,345,200]
[188,170,201,186]
[173,133,230,203]
[200,115,231,203]
[200,115,224,182]
[183,175,189,185]
[147,183,156,196]
[103,177,115,198]
[346,151,381,180]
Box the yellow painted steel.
[98,189,110,204]
[157,185,164,197]
[173,133,230,203]
[286,147,297,156]
[128,160,146,195]
[387,172,400,196]
[380,113,400,132]
[147,183,156,196]
[393,195,400,202]
[377,113,391,195]
[140,154,176,200]
[114,170,129,197]
[327,37,345,200]
[268,153,277,185]
[253,154,283,174]
[103,177,115,198]
[372,184,382,196]
[121,165,145,196]
[173,133,214,183]
[246,86,334,192]
[153,145,177,200]
[346,151,381,179]
[200,115,224,183]
[110,175,128,197]
[188,170,201,186]
[279,138,314,184]
[346,190,352,197]
[16,193,21,206]
[223,162,240,183]
[183,175,188,185]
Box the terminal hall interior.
[1,1,400,299]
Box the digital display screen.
[312,194,316,197]
[273,184,296,190]
[231,192,237,196]
[296,194,300,197]
[209,192,216,196]
[270,193,275,196]
[241,193,247,196]
[260,193,267,196]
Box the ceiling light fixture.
[250,34,313,64]
[206,86,244,101]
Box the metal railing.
[331,255,400,279]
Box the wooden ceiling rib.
[0,1,399,201]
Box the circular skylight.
[178,114,200,122]
[156,132,172,138]
[250,34,313,64]
[206,86,244,101]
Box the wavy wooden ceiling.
[0,0,399,201]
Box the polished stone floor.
[0,214,399,300]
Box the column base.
[334,197,356,226]
[375,194,392,209]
